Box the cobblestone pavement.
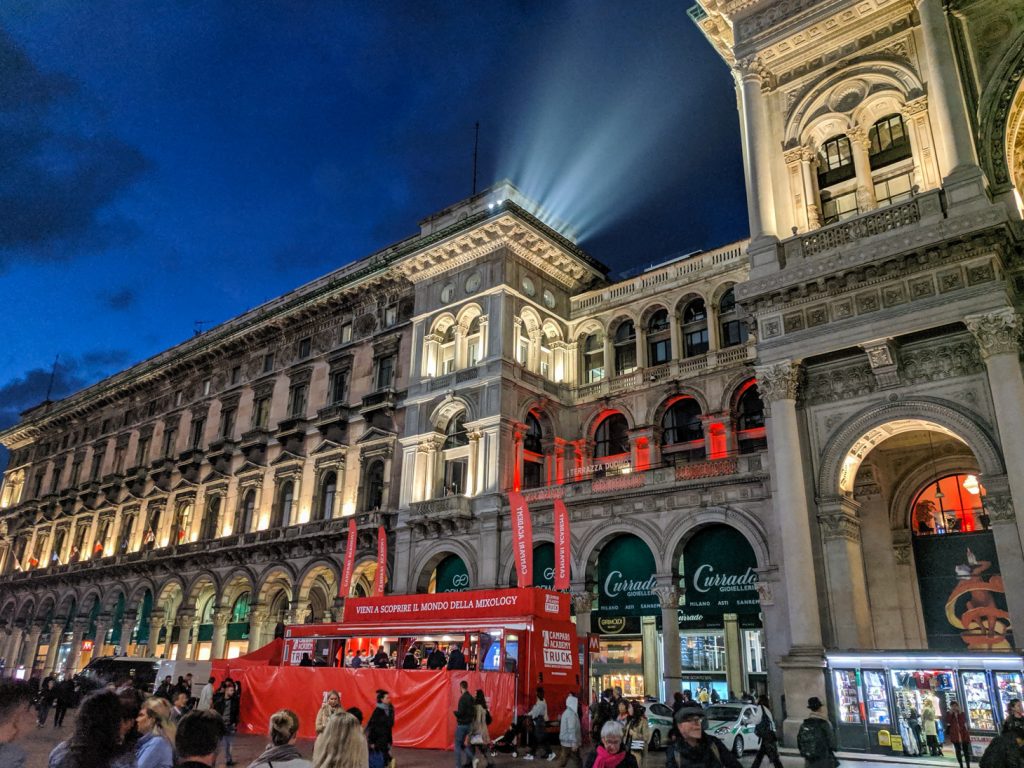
[17,711,959,768]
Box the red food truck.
[279,587,580,745]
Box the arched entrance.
[428,554,470,593]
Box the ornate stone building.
[1,0,1024,753]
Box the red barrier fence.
[210,664,516,748]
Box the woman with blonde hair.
[312,711,366,768]
[135,696,176,768]
[248,709,311,768]
[316,691,343,735]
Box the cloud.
[0,30,148,269]
[101,287,136,311]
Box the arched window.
[240,490,257,534]
[817,134,855,187]
[682,299,709,357]
[718,289,747,348]
[173,502,192,545]
[466,317,482,367]
[516,322,531,366]
[442,415,469,496]
[362,461,385,511]
[144,509,160,550]
[647,309,672,365]
[582,333,605,383]
[319,472,337,520]
[200,496,221,540]
[231,592,251,623]
[540,330,554,379]
[440,325,456,375]
[912,473,989,536]
[613,320,637,376]
[662,399,705,462]
[736,384,767,454]
[594,414,629,458]
[273,481,294,528]
[869,114,911,170]
[522,412,545,489]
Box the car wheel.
[650,730,661,751]
[732,735,744,758]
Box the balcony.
[206,438,237,474]
[408,495,472,529]
[239,428,272,465]
[275,416,310,456]
[315,404,350,443]
[360,387,397,416]
[176,449,205,483]
[148,457,175,491]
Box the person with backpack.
[798,697,838,768]
[979,717,1024,768]
[666,700,741,768]
[750,695,783,768]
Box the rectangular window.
[720,320,748,348]
[163,427,177,458]
[341,323,353,343]
[649,338,671,365]
[113,444,126,474]
[219,407,236,438]
[874,172,914,207]
[33,473,44,498]
[231,366,241,385]
[467,341,480,367]
[821,190,859,224]
[90,451,104,481]
[517,341,528,365]
[202,378,212,396]
[189,418,205,449]
[253,397,270,429]
[744,629,766,674]
[376,356,395,390]
[523,460,544,489]
[384,306,397,327]
[49,470,59,494]
[443,459,468,496]
[101,418,111,434]
[69,461,82,487]
[298,337,312,358]
[330,370,348,405]
[174,390,183,407]
[135,436,151,467]
[263,353,275,373]
[684,329,709,357]
[680,633,726,672]
[288,384,308,418]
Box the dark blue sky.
[0,1,746,452]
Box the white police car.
[638,702,675,750]
[704,703,764,757]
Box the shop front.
[826,651,1024,758]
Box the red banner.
[339,517,357,598]
[553,498,571,590]
[508,491,533,588]
[374,524,387,596]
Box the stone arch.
[0,598,15,629]
[541,318,563,342]
[15,597,36,625]
[219,568,256,612]
[428,312,457,335]
[576,519,667,579]
[519,306,542,334]
[256,565,295,606]
[520,401,561,438]
[581,402,637,438]
[573,318,604,343]
[606,312,638,338]
[709,280,739,308]
[351,556,379,598]
[662,506,773,575]
[428,395,476,430]
[649,388,710,427]
[638,302,671,328]
[296,560,340,605]
[455,302,484,327]
[185,571,220,606]
[101,585,129,615]
[410,541,479,594]
[155,577,186,615]
[673,291,709,318]
[977,29,1024,196]
[56,593,77,621]
[785,57,925,148]
[720,373,758,414]
[498,535,572,588]
[126,580,157,611]
[818,398,1004,497]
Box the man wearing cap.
[666,701,741,768]
[798,697,837,768]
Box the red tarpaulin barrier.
[217,666,516,748]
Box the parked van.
[154,659,212,698]
[80,656,160,692]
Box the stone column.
[43,622,63,675]
[754,360,825,742]
[148,612,167,658]
[119,611,137,656]
[723,614,744,697]
[189,618,202,660]
[571,589,593,639]
[734,58,777,245]
[890,531,927,647]
[799,148,822,228]
[248,609,270,653]
[817,497,875,648]
[653,581,682,698]
[641,616,659,695]
[847,129,877,212]
[901,97,940,192]
[92,613,111,657]
[467,432,480,497]
[18,625,42,674]
[965,310,1024,548]
[980,488,1024,643]
[65,619,88,674]
[6,627,25,672]
[175,612,194,661]
[211,611,230,660]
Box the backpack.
[755,708,774,741]
[798,718,828,760]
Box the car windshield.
[705,706,741,721]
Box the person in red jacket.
[944,700,971,768]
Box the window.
[874,172,914,207]
[522,413,545,490]
[298,337,311,359]
[443,414,469,450]
[69,459,82,487]
[274,480,295,528]
[540,333,553,378]
[817,134,856,188]
[385,305,397,327]
[90,450,104,481]
[201,496,221,540]
[868,114,911,170]
[362,461,385,511]
[662,399,705,462]
[912,473,988,536]
[32,472,44,499]
[232,592,251,623]
[240,490,257,533]
[202,378,211,396]
[288,383,308,418]
[175,390,184,407]
[444,458,468,496]
[162,426,177,458]
[613,321,637,376]
[330,369,348,405]
[135,435,151,467]
[173,502,192,544]
[252,396,271,429]
[440,326,456,374]
[101,418,111,434]
[319,472,337,520]
[582,333,605,383]
[517,323,530,366]
[113,443,126,474]
[189,417,205,449]
[467,317,482,366]
[524,413,543,453]
[441,414,470,496]
[375,355,395,390]
[736,384,767,454]
[341,323,353,343]
[263,353,275,373]
[219,407,236,439]
[821,190,859,224]
[231,366,241,385]
[594,414,629,458]
[647,309,672,365]
[682,299,709,357]
[718,288,748,348]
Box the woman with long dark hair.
[48,688,137,768]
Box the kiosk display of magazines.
[261,587,580,747]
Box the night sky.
[0,1,746,467]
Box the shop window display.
[911,473,988,536]
[961,671,996,731]
[835,669,864,723]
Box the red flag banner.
[553,498,571,591]
[339,517,357,598]
[508,491,534,588]
[374,525,387,596]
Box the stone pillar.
[847,129,877,212]
[734,58,777,245]
[92,613,111,657]
[901,97,940,192]
[641,616,659,696]
[653,581,682,698]
[43,622,63,676]
[211,611,230,660]
[799,148,822,229]
[189,618,203,660]
[817,497,875,648]
[18,625,42,674]
[148,612,167,658]
[467,432,480,497]
[914,0,985,193]
[248,609,270,653]
[980,488,1024,644]
[965,310,1024,549]
[5,627,25,673]
[65,620,88,674]
[571,589,592,639]
[119,611,137,656]
[175,612,194,661]
[754,360,825,742]
[890,531,927,647]
[723,613,744,697]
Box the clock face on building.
[465,272,481,293]
[521,276,536,297]
[543,289,556,309]
[441,283,455,303]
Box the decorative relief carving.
[985,492,1015,523]
[571,592,593,613]
[651,585,680,609]
[754,361,802,403]
[965,310,1023,359]
[900,336,983,384]
[818,510,861,541]
[893,544,911,565]
[804,361,875,405]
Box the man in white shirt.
[197,676,215,711]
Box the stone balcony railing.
[408,495,472,521]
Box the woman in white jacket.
[557,693,582,768]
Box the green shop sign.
[681,524,759,616]
[434,555,470,593]
[597,535,659,616]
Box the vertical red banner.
[553,498,571,590]
[374,525,387,596]
[508,491,533,588]
[339,517,357,598]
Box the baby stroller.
[492,718,524,756]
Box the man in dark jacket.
[367,689,396,765]
[402,649,420,669]
[798,697,838,768]
[668,701,742,768]
[427,645,448,670]
[372,647,391,668]
[155,675,175,700]
[454,681,475,768]
[447,644,467,670]
[212,681,240,766]
[52,678,75,727]
[980,718,1024,768]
